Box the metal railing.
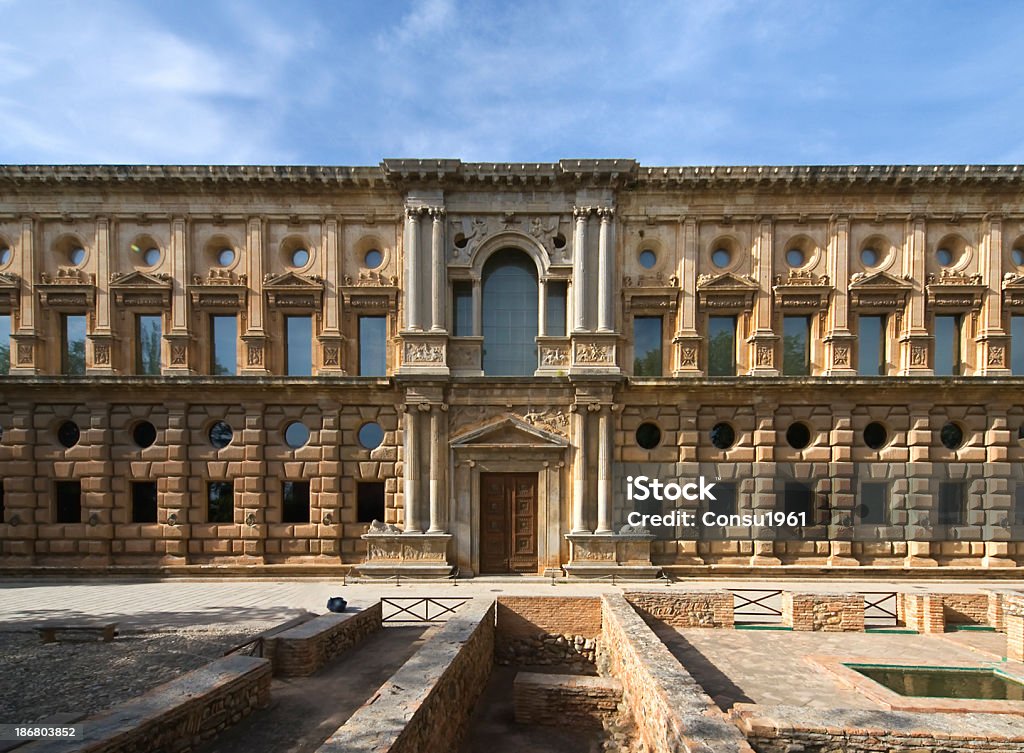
[862,591,899,627]
[381,597,469,624]
[731,589,784,624]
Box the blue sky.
[0,0,1021,165]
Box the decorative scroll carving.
[773,270,832,310]
[41,267,95,285]
[342,271,398,287]
[521,408,570,437]
[925,269,985,309]
[188,270,247,309]
[192,269,246,286]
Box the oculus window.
[482,249,538,376]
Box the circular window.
[1012,247,1024,267]
[70,247,86,266]
[365,249,383,269]
[710,422,736,450]
[291,248,310,267]
[860,247,879,267]
[936,247,954,267]
[785,422,812,450]
[0,247,11,265]
[711,248,731,268]
[217,248,235,266]
[132,421,157,449]
[863,421,888,450]
[209,420,233,449]
[57,421,81,448]
[453,234,468,249]
[142,247,161,266]
[553,233,567,249]
[635,422,662,449]
[284,421,310,449]
[940,422,965,450]
[638,249,657,269]
[358,422,384,450]
[786,248,805,267]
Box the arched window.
[482,249,538,375]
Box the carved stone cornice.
[773,270,832,310]
[696,271,758,311]
[109,270,173,308]
[341,271,398,311]
[1001,273,1024,310]
[925,269,985,310]
[263,270,324,311]
[38,267,95,309]
[0,272,20,311]
[848,270,912,310]
[188,269,247,309]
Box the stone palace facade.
[0,160,1023,576]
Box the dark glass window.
[710,423,736,450]
[357,481,385,523]
[358,316,387,376]
[57,421,81,448]
[937,481,966,526]
[207,481,234,523]
[1015,485,1024,526]
[482,250,538,376]
[0,479,5,523]
[863,422,888,450]
[708,481,737,517]
[285,316,313,376]
[282,481,310,524]
[934,315,961,376]
[55,480,81,523]
[858,482,888,525]
[545,281,567,337]
[783,481,814,521]
[858,315,886,376]
[0,313,10,374]
[635,422,662,449]
[1012,316,1024,375]
[452,282,473,336]
[782,316,811,376]
[210,315,237,375]
[708,316,737,376]
[62,314,87,375]
[136,314,162,375]
[131,481,158,523]
[132,421,157,448]
[633,316,663,376]
[785,422,812,450]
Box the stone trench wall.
[782,592,865,632]
[495,596,602,668]
[624,590,734,629]
[263,602,382,676]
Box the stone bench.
[35,622,118,643]
[263,602,382,677]
[21,655,271,753]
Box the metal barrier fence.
[862,591,899,627]
[380,597,469,624]
[731,589,784,624]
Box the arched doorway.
[482,248,538,375]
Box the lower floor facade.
[1,376,1023,574]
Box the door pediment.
[451,416,568,449]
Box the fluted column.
[597,208,614,332]
[427,404,446,533]
[572,207,589,332]
[595,406,613,533]
[571,404,589,533]
[430,208,445,332]
[405,208,423,331]
[403,404,422,533]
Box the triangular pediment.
[451,416,568,448]
[849,270,911,289]
[697,271,758,290]
[110,270,172,288]
[263,271,324,289]
[1003,273,1024,289]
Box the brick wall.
[513,672,622,730]
[782,592,864,632]
[264,602,382,676]
[317,598,494,753]
[599,594,754,753]
[22,655,270,753]
[940,593,989,625]
[624,591,734,629]
[1009,614,1024,662]
[733,704,1024,753]
[495,596,601,667]
[903,593,945,633]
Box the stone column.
[900,217,931,374]
[319,217,345,374]
[405,208,422,331]
[571,403,589,533]
[595,405,613,533]
[597,208,614,332]
[749,217,779,375]
[824,216,856,375]
[403,404,422,533]
[472,279,482,336]
[430,208,445,332]
[538,279,547,337]
[427,404,446,533]
[572,207,589,332]
[979,216,1009,374]
[89,217,114,374]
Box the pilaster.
[899,216,932,375]
[748,217,779,375]
[824,216,856,375]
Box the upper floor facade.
[1,159,1024,381]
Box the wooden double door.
[480,473,538,573]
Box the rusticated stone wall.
[624,590,734,628]
[263,602,382,676]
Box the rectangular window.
[282,481,311,524]
[452,282,473,336]
[285,316,313,376]
[0,478,5,523]
[858,315,886,376]
[545,281,567,337]
[358,316,387,376]
[858,481,889,525]
[131,481,158,524]
[207,481,234,523]
[937,481,966,526]
[55,480,81,523]
[783,481,814,523]
[708,316,737,376]
[1012,315,1024,375]
[1015,484,1024,526]
[633,316,663,376]
[357,481,385,523]
[62,314,87,375]
[136,315,162,375]
[0,313,10,375]
[934,315,961,376]
[782,316,811,376]
[210,315,237,375]
[708,481,737,518]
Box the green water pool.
[848,664,1024,700]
